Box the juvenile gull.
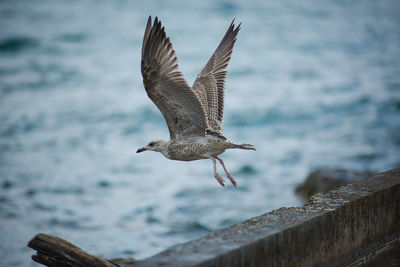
[137,16,255,187]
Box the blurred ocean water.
[1,0,400,265]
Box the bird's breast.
[167,141,225,161]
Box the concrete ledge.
[131,168,400,267]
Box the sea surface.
[1,0,400,266]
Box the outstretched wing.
[141,16,208,140]
[192,20,240,132]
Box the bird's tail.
[228,143,256,151]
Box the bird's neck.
[159,140,172,159]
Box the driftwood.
[28,233,135,267]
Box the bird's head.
[137,139,169,153]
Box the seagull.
[137,16,255,187]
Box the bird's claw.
[214,174,225,187]
[226,174,237,187]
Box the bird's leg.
[216,157,237,187]
[211,157,225,187]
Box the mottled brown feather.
[141,16,209,140]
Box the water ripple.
[0,36,39,53]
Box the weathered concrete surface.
[128,168,400,267]
[352,238,400,267]
[295,168,376,200]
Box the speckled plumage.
[137,16,255,187]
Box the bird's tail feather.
[229,143,256,151]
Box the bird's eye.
[149,142,155,147]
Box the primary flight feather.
[137,16,255,187]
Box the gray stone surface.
[127,169,400,267]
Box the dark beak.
[136,147,147,153]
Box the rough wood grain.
[28,233,119,267]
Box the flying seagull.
[137,16,255,187]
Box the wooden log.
[28,233,121,267]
